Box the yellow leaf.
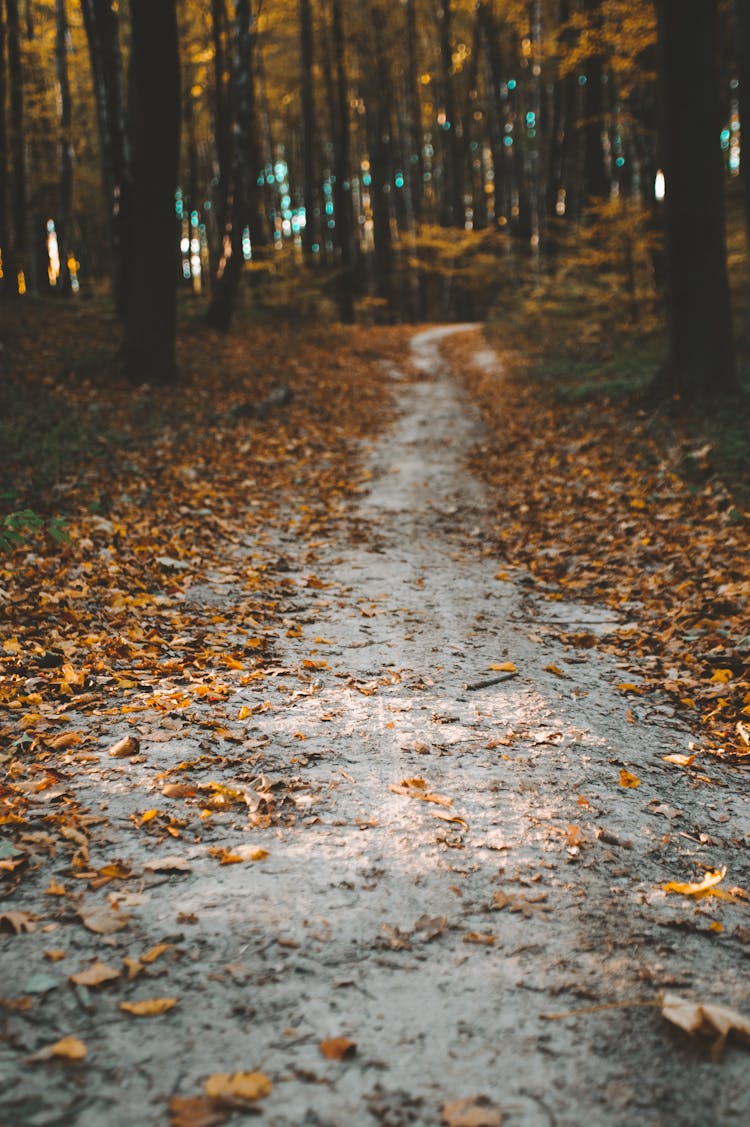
[140,809,159,824]
[45,881,67,896]
[208,845,269,864]
[120,997,178,1016]
[487,662,516,672]
[494,571,510,581]
[44,949,67,962]
[544,663,566,677]
[663,867,727,897]
[616,683,640,693]
[662,753,695,767]
[140,943,171,964]
[619,768,641,788]
[3,637,21,653]
[223,656,244,670]
[319,1036,357,1060]
[70,961,120,987]
[463,931,496,945]
[400,776,427,789]
[204,1071,272,1102]
[123,957,143,981]
[237,705,253,720]
[32,1036,87,1063]
[711,668,733,683]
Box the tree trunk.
[55,0,73,295]
[331,0,355,321]
[368,5,396,312]
[80,0,130,313]
[477,1,508,228]
[6,0,26,294]
[404,0,424,221]
[123,0,181,384]
[652,0,737,399]
[211,0,231,244]
[737,0,750,260]
[299,0,317,259]
[582,0,609,201]
[0,0,9,296]
[439,0,463,226]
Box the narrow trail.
[3,328,749,1127]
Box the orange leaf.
[619,768,640,789]
[120,997,178,1016]
[319,1036,357,1060]
[70,960,121,987]
[203,1071,272,1102]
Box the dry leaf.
[108,735,141,758]
[390,783,453,807]
[463,932,496,946]
[142,856,192,873]
[441,1096,503,1126]
[123,957,144,981]
[208,845,269,864]
[660,992,750,1049]
[120,997,178,1016]
[162,783,197,798]
[662,753,695,767]
[544,663,566,677]
[319,1036,357,1060]
[169,1095,228,1127]
[140,943,171,964]
[432,810,469,830]
[78,906,130,934]
[204,1071,272,1103]
[619,768,640,788]
[487,662,516,672]
[663,867,727,898]
[0,910,38,934]
[44,949,67,962]
[28,1036,87,1064]
[69,960,120,987]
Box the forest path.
[3,327,749,1127]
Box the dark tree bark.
[477,1,508,228]
[80,0,130,313]
[0,0,9,296]
[211,0,231,243]
[737,0,750,253]
[582,0,609,200]
[123,0,181,384]
[367,5,396,311]
[6,0,26,293]
[439,0,464,226]
[404,0,424,221]
[55,0,73,294]
[206,0,267,330]
[652,0,737,399]
[331,0,355,321]
[299,0,317,258]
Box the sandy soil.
[2,326,749,1127]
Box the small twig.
[463,671,519,691]
[540,999,659,1021]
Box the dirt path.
[2,327,749,1127]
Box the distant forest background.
[0,0,747,395]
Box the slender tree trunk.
[206,0,266,329]
[211,0,231,244]
[80,0,130,313]
[331,0,355,321]
[737,0,750,257]
[652,0,737,399]
[0,0,9,296]
[123,0,181,384]
[6,0,25,294]
[299,0,317,259]
[55,0,73,294]
[478,1,508,228]
[439,0,463,226]
[582,0,609,200]
[368,5,395,312]
[404,0,424,221]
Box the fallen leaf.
[208,845,269,864]
[487,661,516,672]
[142,856,192,873]
[140,943,171,964]
[663,867,727,898]
[413,914,448,940]
[162,783,197,798]
[662,753,695,767]
[660,992,750,1053]
[27,1036,87,1064]
[319,1036,357,1060]
[44,949,67,962]
[237,705,254,720]
[78,906,130,934]
[120,997,178,1016]
[616,683,640,693]
[619,768,641,788]
[432,810,469,830]
[710,669,734,683]
[0,911,38,934]
[169,1095,228,1127]
[203,1071,272,1103]
[69,960,120,987]
[441,1096,503,1126]
[463,931,496,946]
[544,663,567,677]
[108,734,141,758]
[390,783,453,807]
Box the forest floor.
[1,309,750,1127]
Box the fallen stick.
[463,671,519,691]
